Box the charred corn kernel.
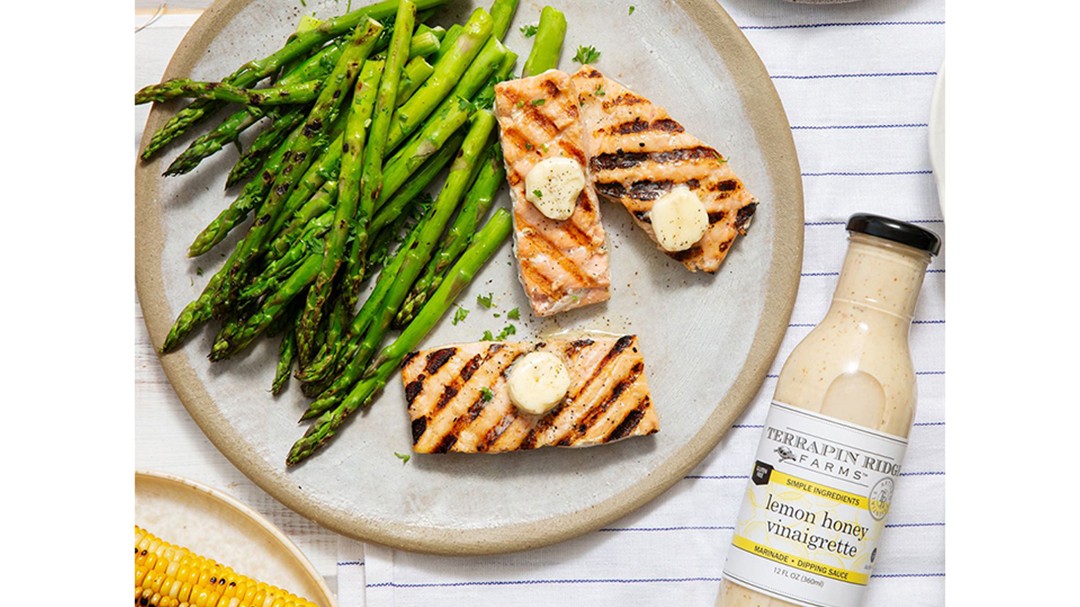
[134,526,320,607]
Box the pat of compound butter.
[650,185,709,252]
[507,351,571,415]
[524,157,585,221]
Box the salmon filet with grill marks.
[569,65,758,273]
[493,70,611,317]
[402,335,659,454]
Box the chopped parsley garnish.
[532,189,543,199]
[525,142,533,151]
[594,86,606,97]
[572,45,601,65]
[480,387,494,402]
[531,98,546,106]
[629,5,635,15]
[394,452,411,464]
[481,329,495,341]
[451,305,469,325]
[477,292,494,308]
[507,307,520,320]
[195,267,204,276]
[496,324,517,340]
[520,24,538,37]
[516,100,525,108]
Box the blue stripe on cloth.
[789,319,943,327]
[733,420,945,429]
[338,560,364,566]
[773,71,938,80]
[805,219,944,226]
[792,123,928,130]
[368,572,944,588]
[684,470,944,480]
[803,170,934,177]
[596,521,941,532]
[741,20,944,31]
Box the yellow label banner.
[731,535,870,585]
[769,469,868,510]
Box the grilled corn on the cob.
[134,525,320,607]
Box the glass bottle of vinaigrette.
[716,214,941,607]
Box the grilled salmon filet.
[569,65,758,273]
[403,335,658,454]
[493,70,611,317]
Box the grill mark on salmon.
[411,416,427,444]
[589,146,717,172]
[564,361,645,445]
[495,71,611,316]
[557,138,587,166]
[402,336,659,453]
[606,395,651,442]
[604,117,685,136]
[570,65,759,273]
[515,216,595,294]
[424,347,457,374]
[566,335,634,404]
[736,202,758,234]
[404,375,425,404]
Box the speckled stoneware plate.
[136,0,803,554]
[134,471,335,606]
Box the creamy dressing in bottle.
[716,214,941,607]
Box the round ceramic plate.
[134,471,335,606]
[136,0,803,554]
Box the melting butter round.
[650,185,709,252]
[524,157,585,221]
[507,351,572,415]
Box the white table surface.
[135,2,946,605]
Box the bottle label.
[722,401,908,607]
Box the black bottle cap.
[846,213,942,256]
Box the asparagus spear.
[135,78,323,106]
[164,39,349,177]
[433,24,462,61]
[286,208,513,465]
[375,96,473,204]
[395,142,504,327]
[223,107,307,189]
[272,317,298,395]
[395,56,435,106]
[139,0,449,160]
[222,19,384,309]
[521,6,566,77]
[209,251,323,361]
[347,0,418,304]
[471,48,518,110]
[383,8,494,151]
[300,110,496,420]
[295,134,463,386]
[296,56,388,364]
[187,111,346,258]
[488,0,520,40]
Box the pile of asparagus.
[136,0,569,465]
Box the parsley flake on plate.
[451,305,469,325]
[520,24,538,37]
[573,45,601,65]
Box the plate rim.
[135,0,804,555]
[134,469,337,606]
